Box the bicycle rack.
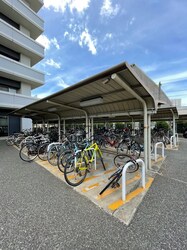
[122,159,146,201]
[170,133,178,148]
[74,148,97,170]
[154,142,165,162]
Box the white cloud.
[104,33,113,39]
[51,38,60,50]
[35,90,53,99]
[100,0,120,18]
[46,59,61,69]
[142,64,158,73]
[57,79,70,89]
[36,35,51,50]
[129,17,136,25]
[43,0,90,13]
[69,0,90,13]
[36,35,60,50]
[79,29,97,55]
[154,71,187,84]
[64,31,78,42]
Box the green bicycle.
[64,142,106,186]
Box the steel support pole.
[63,119,66,135]
[47,121,49,132]
[111,73,148,171]
[147,114,151,170]
[171,109,176,146]
[91,117,94,140]
[58,117,61,142]
[46,100,89,139]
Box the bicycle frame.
[75,142,105,171]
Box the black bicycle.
[99,154,139,195]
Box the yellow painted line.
[84,175,98,182]
[108,177,154,211]
[145,177,154,189]
[67,174,97,181]
[82,182,100,192]
[96,174,141,200]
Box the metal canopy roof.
[11,61,176,121]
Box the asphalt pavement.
[0,139,186,249]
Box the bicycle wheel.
[6,136,14,146]
[129,142,141,159]
[47,145,58,166]
[19,144,38,162]
[38,142,49,161]
[117,141,129,154]
[64,154,88,186]
[57,150,74,173]
[114,154,139,173]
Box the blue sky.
[32,0,187,106]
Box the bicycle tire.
[6,136,14,146]
[38,142,49,161]
[114,154,139,173]
[47,145,59,166]
[19,144,38,162]
[117,141,129,155]
[57,150,74,173]
[129,142,141,159]
[64,154,88,186]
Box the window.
[0,12,19,29]
[0,77,20,93]
[0,86,8,92]
[0,45,20,61]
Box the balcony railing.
[0,20,44,66]
[0,90,38,109]
[0,55,44,89]
[1,0,44,39]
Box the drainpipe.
[46,100,89,139]
[111,73,148,170]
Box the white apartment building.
[0,0,44,136]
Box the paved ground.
[0,139,186,249]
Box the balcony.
[0,55,44,89]
[24,0,43,13]
[1,0,44,39]
[0,90,38,109]
[0,20,44,66]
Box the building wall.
[0,0,44,135]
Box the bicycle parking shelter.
[11,61,178,170]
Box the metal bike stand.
[74,148,96,170]
[170,134,177,148]
[122,159,146,201]
[175,133,179,144]
[154,142,165,162]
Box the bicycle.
[64,142,106,186]
[19,135,48,162]
[99,154,139,195]
[117,136,141,159]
